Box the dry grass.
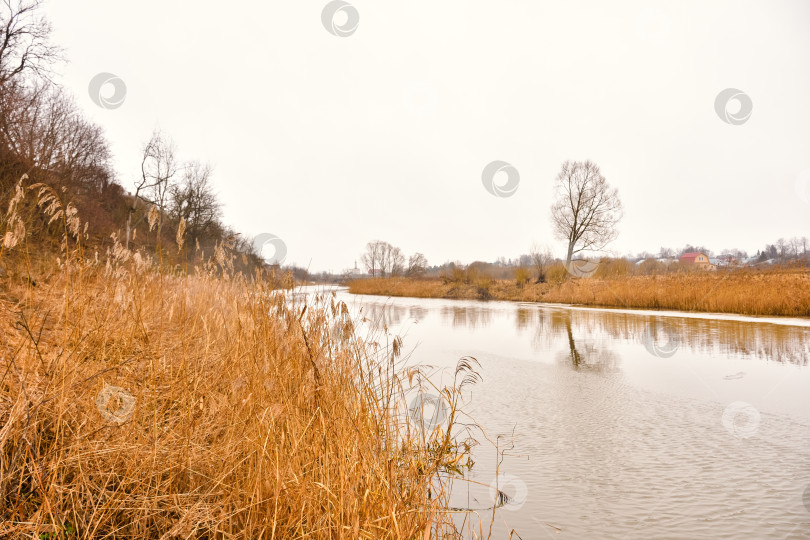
[0,179,480,539]
[349,268,810,318]
[0,267,480,539]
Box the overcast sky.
[45,0,810,272]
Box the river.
[320,287,810,539]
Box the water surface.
[332,288,810,539]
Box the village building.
[679,252,716,270]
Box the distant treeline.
[307,239,809,284]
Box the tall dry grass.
[349,268,810,317]
[543,269,810,316]
[0,177,480,539]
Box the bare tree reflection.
[362,303,407,329]
[441,306,492,329]
[516,305,809,366]
[558,311,620,372]
[408,306,427,323]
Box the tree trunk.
[125,211,131,249]
[565,241,575,266]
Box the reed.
[349,268,810,318]
[0,178,478,539]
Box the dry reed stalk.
[0,179,480,539]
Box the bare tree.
[361,240,384,276]
[529,243,554,283]
[169,161,222,243]
[407,252,428,276]
[776,238,787,261]
[127,131,179,247]
[361,240,404,277]
[720,248,747,262]
[0,83,111,181]
[789,237,802,259]
[383,245,405,276]
[0,0,62,86]
[550,160,623,266]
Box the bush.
[514,267,531,287]
[546,263,569,285]
[476,277,492,299]
[594,258,633,279]
[637,259,665,275]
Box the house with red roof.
[679,252,716,270]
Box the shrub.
[476,277,492,299]
[637,259,665,275]
[514,266,531,287]
[594,258,633,279]
[546,262,569,285]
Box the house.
[713,255,740,268]
[679,252,716,270]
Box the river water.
[325,287,810,539]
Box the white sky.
[45,0,810,272]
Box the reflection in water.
[408,306,427,323]
[515,307,535,331]
[336,289,810,539]
[362,300,809,367]
[361,303,430,329]
[560,311,621,373]
[441,306,492,329]
[514,306,810,366]
[362,303,406,328]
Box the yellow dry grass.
[349,269,810,318]
[0,265,480,539]
[0,178,478,539]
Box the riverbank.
[348,269,810,318]
[0,254,469,538]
